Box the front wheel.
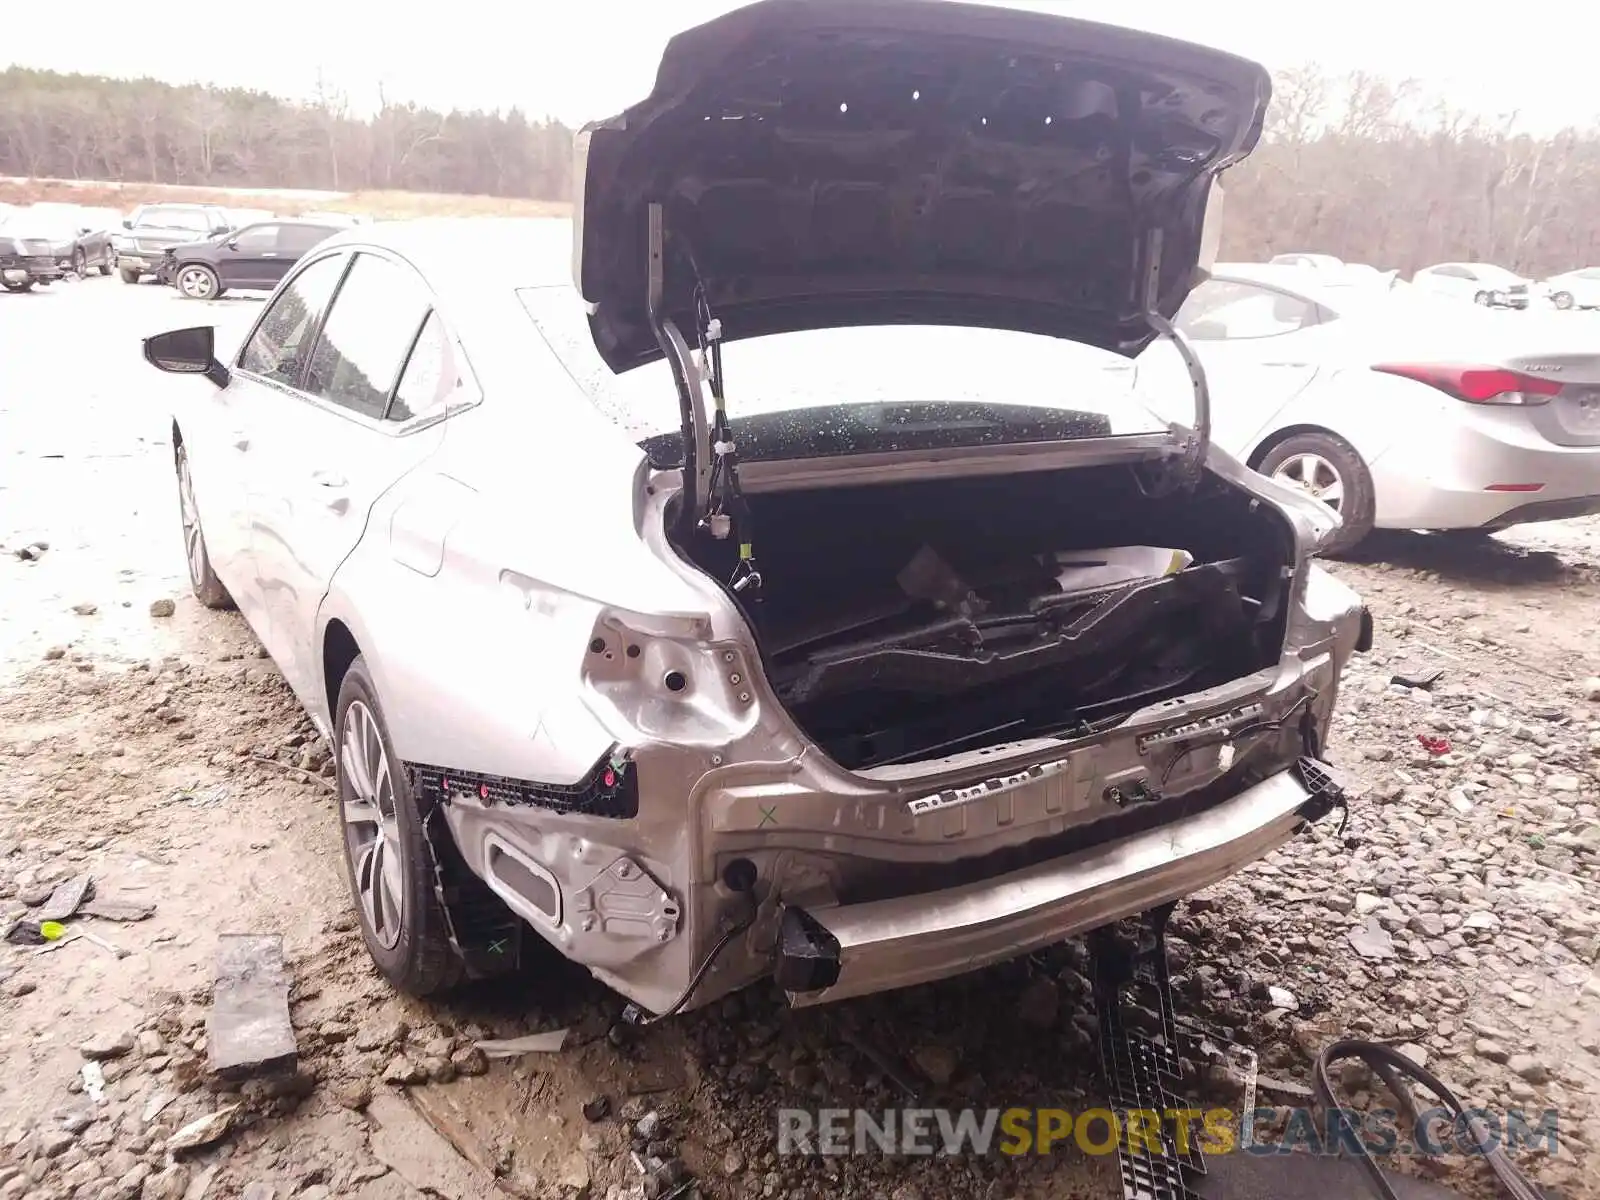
[1258,431,1376,557]
[1552,291,1575,311]
[2,281,34,294]
[335,656,464,997]
[175,442,233,610]
[97,245,114,276]
[119,267,141,284]
[1473,290,1491,306]
[72,248,86,275]
[176,263,222,300]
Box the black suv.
[157,220,343,299]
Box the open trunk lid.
[572,0,1272,373]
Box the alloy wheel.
[1271,452,1345,513]
[178,266,215,299]
[340,701,405,951]
[177,452,207,588]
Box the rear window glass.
[516,285,1162,465]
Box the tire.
[119,267,141,284]
[72,247,86,275]
[334,655,464,997]
[1473,291,1491,306]
[175,441,234,610]
[2,281,34,293]
[98,245,114,276]
[176,263,222,300]
[1258,431,1376,557]
[1552,291,1575,311]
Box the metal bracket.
[571,855,682,948]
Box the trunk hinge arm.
[1140,227,1210,494]
[646,203,712,536]
[643,204,761,596]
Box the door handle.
[312,470,346,489]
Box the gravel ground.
[2,273,1598,1200]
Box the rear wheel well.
[323,620,361,725]
[1247,424,1348,471]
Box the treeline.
[0,68,575,200]
[1220,68,1600,276]
[3,64,1600,274]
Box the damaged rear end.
[451,0,1370,1014]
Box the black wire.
[1313,1040,1547,1200]
[1157,691,1315,790]
[624,902,758,1027]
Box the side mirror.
[143,326,230,388]
[226,239,239,251]
[78,227,91,236]
[122,218,133,230]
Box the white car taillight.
[1371,363,1563,407]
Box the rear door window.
[303,252,433,419]
[230,224,279,253]
[387,312,460,423]
[238,253,348,387]
[279,224,336,254]
[1175,280,1316,340]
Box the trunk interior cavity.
[672,463,1296,771]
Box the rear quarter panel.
[317,363,715,787]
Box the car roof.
[1206,262,1399,310]
[314,216,573,295]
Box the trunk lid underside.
[573,0,1272,372]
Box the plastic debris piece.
[1416,733,1451,756]
[38,875,95,923]
[81,1062,106,1103]
[142,1090,177,1123]
[474,1029,569,1058]
[1391,664,1445,690]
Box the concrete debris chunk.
[82,897,156,923]
[207,934,297,1079]
[1347,916,1396,960]
[166,1105,240,1155]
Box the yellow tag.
[39,921,66,940]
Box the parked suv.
[115,204,233,283]
[0,212,71,292]
[157,220,343,299]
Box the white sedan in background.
[1412,262,1532,308]
[1540,268,1600,311]
[1135,264,1600,554]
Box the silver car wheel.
[341,701,405,951]
[178,266,215,299]
[177,453,207,588]
[1271,452,1345,512]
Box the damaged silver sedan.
[141,0,1370,1018]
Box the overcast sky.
[4,0,1590,133]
